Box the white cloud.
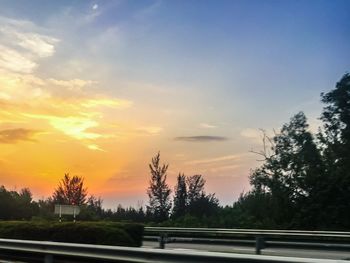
[16,32,58,58]
[0,71,50,101]
[0,16,36,30]
[200,123,217,129]
[0,45,37,73]
[47,78,95,90]
[92,4,99,10]
[0,16,59,73]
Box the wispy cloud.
[47,78,96,91]
[0,31,133,153]
[0,71,132,151]
[0,72,50,101]
[15,31,58,58]
[82,98,132,109]
[0,16,59,73]
[133,0,162,20]
[174,136,228,142]
[208,164,241,173]
[136,126,163,135]
[23,114,101,140]
[0,45,37,73]
[186,154,240,165]
[200,123,217,129]
[87,144,106,152]
[0,128,39,143]
[0,90,133,151]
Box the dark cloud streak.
[0,128,39,144]
[174,136,228,142]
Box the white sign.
[54,205,80,215]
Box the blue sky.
[0,0,349,207]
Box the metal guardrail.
[144,227,350,254]
[0,238,347,263]
[145,227,350,238]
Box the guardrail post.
[255,236,265,255]
[159,233,167,249]
[44,254,53,263]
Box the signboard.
[54,205,80,216]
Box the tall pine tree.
[172,173,187,218]
[146,152,172,222]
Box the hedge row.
[0,221,144,247]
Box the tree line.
[146,73,350,230]
[1,73,349,230]
[242,73,350,230]
[0,164,219,223]
[0,174,146,222]
[146,152,219,222]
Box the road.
[143,240,350,260]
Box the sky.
[0,0,349,208]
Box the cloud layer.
[0,16,134,152]
[174,135,228,142]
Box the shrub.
[0,221,144,247]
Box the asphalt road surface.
[143,240,350,260]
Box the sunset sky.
[0,0,349,208]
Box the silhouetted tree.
[37,197,55,219]
[187,192,219,218]
[172,173,187,218]
[0,185,37,220]
[249,112,324,227]
[186,174,219,218]
[0,186,15,220]
[187,174,205,204]
[146,152,172,222]
[87,195,103,215]
[52,173,87,205]
[15,188,37,219]
[317,73,350,228]
[79,195,103,220]
[110,204,146,222]
[231,191,275,228]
